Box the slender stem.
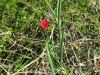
[57,0,63,67]
[46,42,55,75]
[46,32,55,75]
[44,0,56,74]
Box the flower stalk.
[57,0,63,68]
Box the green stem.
[46,32,55,75]
[57,0,63,68]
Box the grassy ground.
[0,0,100,75]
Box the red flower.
[40,20,48,30]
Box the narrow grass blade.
[46,42,55,75]
[44,0,57,21]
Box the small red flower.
[40,20,48,30]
